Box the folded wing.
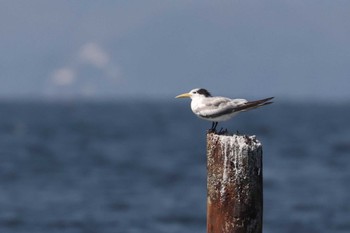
[197,97,274,119]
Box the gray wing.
[196,96,274,118]
[196,97,248,118]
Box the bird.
[175,88,274,132]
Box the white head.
[175,88,212,99]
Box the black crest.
[197,88,212,97]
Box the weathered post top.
[207,132,263,233]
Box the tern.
[176,88,274,132]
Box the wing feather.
[194,96,274,119]
[195,97,247,118]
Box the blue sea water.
[0,100,349,233]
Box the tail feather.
[235,97,274,112]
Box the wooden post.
[207,132,263,233]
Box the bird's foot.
[207,128,217,134]
[207,122,219,134]
[218,128,228,135]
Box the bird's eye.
[193,91,197,94]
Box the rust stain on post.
[207,132,263,233]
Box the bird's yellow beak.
[175,93,191,98]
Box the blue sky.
[1,1,350,101]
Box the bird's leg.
[213,121,219,132]
[208,122,218,133]
[208,122,214,133]
[212,122,218,132]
